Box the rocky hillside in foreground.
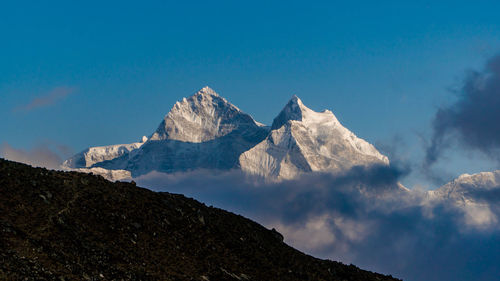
[0,159,400,281]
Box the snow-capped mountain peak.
[149,86,258,143]
[430,170,500,202]
[271,95,341,130]
[239,96,389,180]
[64,87,389,181]
[88,87,269,178]
[427,170,500,228]
[271,95,305,130]
[196,86,220,97]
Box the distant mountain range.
[62,87,388,181]
[60,86,499,207]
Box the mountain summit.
[82,87,269,177]
[150,86,262,143]
[239,95,389,180]
[271,95,305,130]
[63,87,388,180]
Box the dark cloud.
[14,86,75,112]
[135,164,500,281]
[0,142,68,169]
[425,54,500,167]
[376,135,407,162]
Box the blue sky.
[1,0,500,188]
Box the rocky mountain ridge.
[0,158,400,281]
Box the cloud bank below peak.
[135,163,500,281]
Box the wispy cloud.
[15,86,75,112]
[0,142,71,169]
[425,53,500,168]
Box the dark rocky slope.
[0,159,400,281]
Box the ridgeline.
[0,159,400,281]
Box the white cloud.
[136,166,500,281]
[272,214,336,252]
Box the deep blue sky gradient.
[1,0,500,187]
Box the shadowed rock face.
[0,158,400,281]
